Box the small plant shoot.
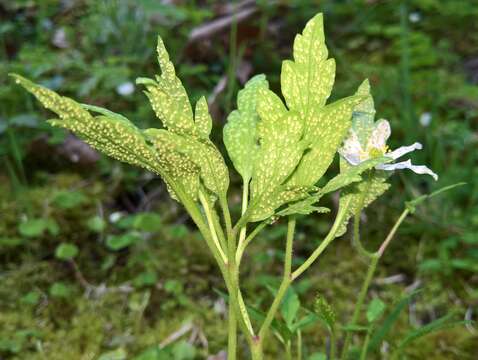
[14,12,468,360]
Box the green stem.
[219,194,255,351]
[359,328,372,360]
[341,207,410,359]
[210,203,228,253]
[236,181,249,262]
[251,340,263,360]
[340,255,379,360]
[228,303,237,360]
[352,184,375,259]
[377,209,409,257]
[220,195,233,245]
[176,187,227,277]
[199,191,227,263]
[258,217,295,341]
[292,198,351,280]
[297,330,302,360]
[220,194,239,359]
[237,221,267,265]
[330,328,337,360]
[285,341,292,360]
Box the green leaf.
[224,74,269,182]
[169,224,189,239]
[290,312,320,333]
[253,87,306,194]
[132,346,165,360]
[279,13,362,187]
[366,298,386,323]
[335,81,392,237]
[281,288,301,329]
[214,288,293,342]
[137,37,229,198]
[314,295,336,330]
[106,232,141,250]
[321,156,391,195]
[395,313,468,352]
[336,171,390,237]
[170,341,196,360]
[45,218,60,236]
[133,271,158,287]
[98,348,127,360]
[342,324,369,332]
[277,197,330,217]
[194,96,212,139]
[0,237,24,247]
[11,74,160,175]
[55,243,79,260]
[249,87,307,220]
[86,216,106,232]
[132,212,162,232]
[138,37,195,136]
[281,13,334,113]
[351,79,376,146]
[144,129,200,201]
[287,96,363,187]
[18,218,48,237]
[405,182,466,214]
[368,290,421,351]
[49,282,71,298]
[245,14,361,220]
[81,103,131,123]
[250,185,312,221]
[308,353,327,360]
[20,291,41,305]
[157,130,229,197]
[53,190,87,209]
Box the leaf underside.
[336,81,392,237]
[12,35,229,203]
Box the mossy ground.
[0,174,476,359]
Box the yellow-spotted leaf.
[150,131,229,197]
[136,37,229,197]
[351,79,376,147]
[138,37,196,136]
[335,83,392,237]
[250,186,312,222]
[143,129,200,201]
[287,96,363,187]
[250,87,307,217]
[281,13,335,114]
[11,74,159,174]
[194,96,212,139]
[224,75,269,182]
[335,167,390,238]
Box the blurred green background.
[0,0,477,359]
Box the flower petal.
[386,142,422,160]
[339,130,363,165]
[377,159,438,180]
[366,119,390,151]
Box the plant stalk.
[236,182,249,262]
[341,255,379,360]
[341,207,410,359]
[258,217,295,342]
[292,198,351,280]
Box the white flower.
[109,211,124,223]
[340,119,438,180]
[409,12,421,23]
[419,112,432,127]
[116,82,135,96]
